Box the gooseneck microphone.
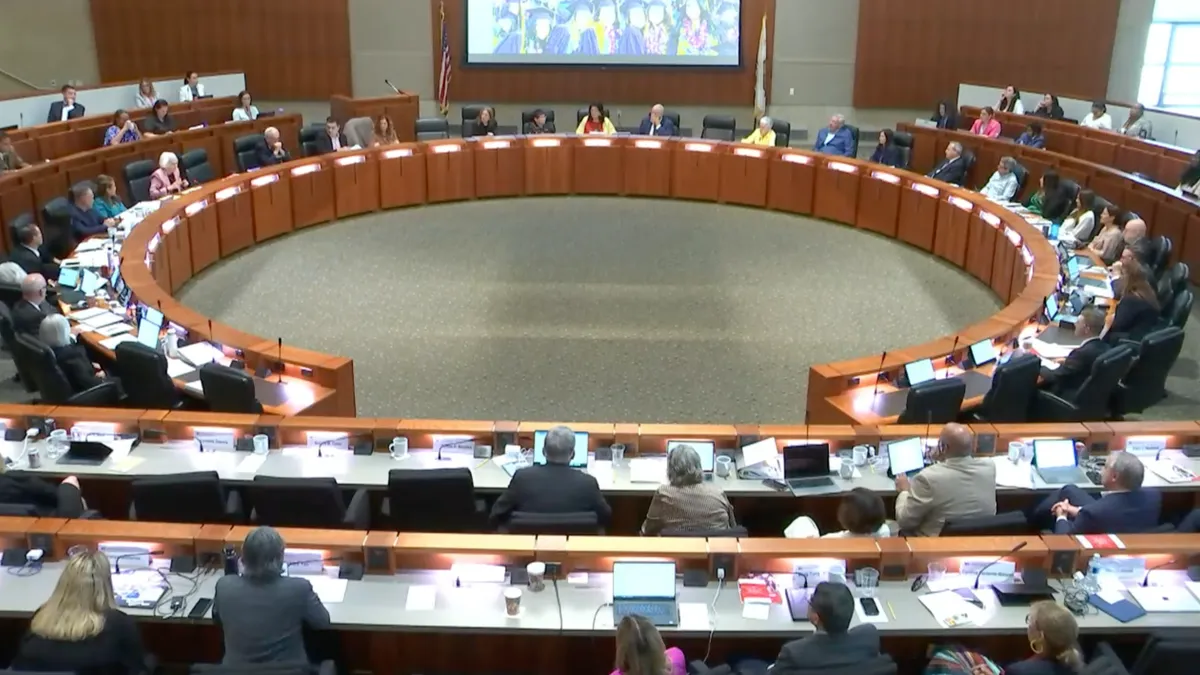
[384,79,400,94]
[1141,558,1176,587]
[945,336,960,369]
[974,541,1028,589]
[871,350,888,402]
[113,549,165,574]
[277,337,284,383]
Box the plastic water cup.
[928,562,947,582]
[610,444,625,464]
[389,437,408,460]
[870,455,889,475]
[855,567,880,597]
[48,429,69,460]
[252,434,269,455]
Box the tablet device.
[533,430,588,467]
[1044,293,1060,321]
[969,339,997,367]
[136,317,160,349]
[80,269,103,295]
[143,305,164,327]
[667,440,715,472]
[886,437,925,478]
[904,359,935,386]
[57,267,80,288]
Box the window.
[1139,2,1200,115]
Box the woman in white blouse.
[134,78,157,108]
[1058,189,1096,247]
[784,488,892,539]
[178,71,205,102]
[997,85,1024,115]
[1080,101,1112,130]
[231,91,259,122]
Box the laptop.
[783,443,834,492]
[968,339,997,368]
[532,430,588,468]
[1056,291,1088,326]
[612,561,679,627]
[56,267,84,304]
[904,358,936,386]
[886,437,926,478]
[1032,438,1088,484]
[80,269,104,296]
[1044,293,1061,322]
[135,316,161,349]
[667,440,715,475]
[58,440,114,465]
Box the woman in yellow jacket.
[742,116,776,146]
[576,102,617,135]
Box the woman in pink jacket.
[149,151,188,198]
[970,106,1002,139]
[610,614,686,675]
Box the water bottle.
[24,428,40,469]
[165,327,180,358]
[1083,553,1102,594]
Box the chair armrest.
[1034,390,1078,422]
[67,380,122,407]
[688,661,733,675]
[343,488,371,529]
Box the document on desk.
[405,585,437,611]
[992,457,1034,489]
[1030,340,1074,359]
[629,457,667,484]
[918,590,985,628]
[80,312,124,329]
[165,358,196,378]
[1128,586,1200,613]
[68,307,110,322]
[99,334,138,350]
[678,603,711,630]
[301,576,347,604]
[95,322,132,337]
[177,342,224,366]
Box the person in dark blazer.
[1024,171,1073,222]
[213,527,331,665]
[40,314,104,393]
[1034,452,1161,535]
[1031,93,1065,120]
[0,468,83,517]
[927,141,967,185]
[46,85,85,123]
[490,425,612,527]
[255,127,291,168]
[932,100,958,130]
[313,117,348,155]
[869,129,902,168]
[1002,601,1084,675]
[9,222,59,279]
[69,183,112,240]
[1040,308,1109,399]
[467,107,498,137]
[637,104,676,136]
[768,582,886,675]
[1106,260,1160,343]
[13,273,55,335]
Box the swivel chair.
[383,468,486,532]
[897,379,966,424]
[123,159,156,203]
[248,476,370,529]
[131,471,243,523]
[700,115,736,141]
[198,362,263,413]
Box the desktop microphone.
[924,411,934,461]
[208,318,214,345]
[277,337,284,383]
[974,541,1028,589]
[871,351,888,400]
[112,549,165,574]
[384,79,400,94]
[1141,558,1176,587]
[945,336,960,369]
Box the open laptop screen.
[1033,439,1077,469]
[783,444,830,478]
[969,339,997,367]
[613,561,676,600]
[905,359,935,386]
[57,267,80,288]
[667,440,715,472]
[887,437,925,475]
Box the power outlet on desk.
[365,547,390,571]
[882,564,907,580]
[711,553,735,581]
[736,435,759,450]
[1089,441,1109,458]
[300,367,313,378]
[1052,551,1077,576]
[29,533,53,554]
[544,561,563,579]
[495,432,515,451]
[848,377,860,387]
[374,437,392,451]
[28,417,47,436]
[142,428,166,443]
[976,433,996,456]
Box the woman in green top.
[1022,170,1072,223]
[91,175,126,220]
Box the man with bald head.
[13,273,56,335]
[637,104,676,137]
[253,126,290,168]
[1027,451,1160,534]
[895,423,997,536]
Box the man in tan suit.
[895,423,996,536]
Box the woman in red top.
[576,102,616,135]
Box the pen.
[887,600,896,619]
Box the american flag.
[437,0,452,117]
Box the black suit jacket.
[489,463,612,526]
[53,343,102,393]
[9,244,59,279]
[12,299,53,335]
[1106,294,1160,343]
[254,140,290,168]
[467,119,498,137]
[1040,338,1109,399]
[313,133,349,155]
[1053,488,1161,535]
[46,101,85,124]
[771,625,882,674]
[928,157,966,185]
[870,144,902,168]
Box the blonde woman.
[12,550,147,675]
[134,78,157,109]
[0,458,84,517]
[611,613,685,675]
[1004,601,1083,675]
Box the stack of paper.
[99,334,137,350]
[918,590,986,628]
[629,457,667,484]
[992,457,1034,489]
[1030,340,1074,359]
[68,307,110,322]
[1146,459,1197,484]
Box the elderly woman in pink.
[970,106,1002,139]
[610,614,685,675]
[149,151,188,198]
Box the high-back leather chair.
[1162,289,1193,330]
[0,303,37,392]
[1010,159,1029,195]
[123,159,156,203]
[1114,327,1184,415]
[342,116,374,147]
[576,106,611,125]
[957,150,976,186]
[180,149,215,185]
[891,131,913,169]
[248,476,370,529]
[897,378,967,424]
[1060,178,1081,202]
[0,283,20,309]
[505,511,602,535]
[940,511,1029,536]
[40,196,74,258]
[384,468,484,532]
[1168,262,1189,295]
[198,362,263,413]
[131,471,242,523]
[14,333,120,406]
[233,134,264,172]
[663,110,682,133]
[299,123,324,157]
[414,117,450,142]
[460,104,488,137]
[1096,633,1199,675]
[660,526,748,537]
[1034,344,1135,421]
[700,115,736,141]
[521,109,556,134]
[114,341,180,409]
[971,353,1040,422]
[1156,273,1176,310]
[844,124,861,157]
[770,118,792,147]
[1152,235,1172,277]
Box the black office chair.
[1095,633,1199,675]
[660,526,748,537]
[1155,273,1176,311]
[460,104,488,137]
[233,134,264,172]
[1159,289,1193,331]
[0,304,37,393]
[700,115,736,141]
[891,131,913,169]
[576,106,611,125]
[770,118,791,147]
[940,511,1029,536]
[180,148,215,185]
[39,196,74,258]
[521,109,556,134]
[729,656,895,675]
[844,124,861,158]
[0,283,20,310]
[505,511,602,535]
[956,150,976,186]
[382,468,485,532]
[113,341,181,409]
[198,362,263,413]
[1010,159,1029,195]
[190,660,337,675]
[1081,652,1131,675]
[969,353,1040,422]
[298,123,323,148]
[302,140,320,157]
[1168,262,1189,296]
[896,379,966,424]
[1060,178,1081,202]
[123,159,156,204]
[1113,328,1184,415]
[0,504,41,516]
[248,476,370,529]
[13,333,121,406]
[414,117,450,142]
[663,110,682,134]
[1033,344,1135,422]
[1152,235,1172,278]
[131,471,243,523]
[688,663,733,675]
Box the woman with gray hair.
[39,314,104,393]
[0,261,26,284]
[979,156,1020,202]
[640,444,736,535]
[213,526,331,665]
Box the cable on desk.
[6,561,41,577]
[552,576,563,634]
[702,576,724,663]
[591,602,611,631]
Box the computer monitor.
[136,317,160,349]
[612,561,676,600]
[904,359,935,386]
[969,339,997,367]
[1032,438,1077,468]
[886,437,925,477]
[80,269,103,295]
[783,443,831,478]
[57,267,80,288]
[143,305,163,327]
[666,440,715,472]
[533,430,588,467]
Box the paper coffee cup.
[503,587,522,616]
[526,562,546,592]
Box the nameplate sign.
[382,148,413,159]
[194,428,237,452]
[306,431,350,450]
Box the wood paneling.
[854,0,1120,109]
[89,0,351,100]
[430,0,774,105]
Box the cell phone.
[859,597,880,616]
[188,597,213,619]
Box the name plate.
[194,428,237,451]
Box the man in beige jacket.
[895,423,997,536]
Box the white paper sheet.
[741,602,770,620]
[177,342,224,366]
[99,334,138,350]
[854,596,889,624]
[1030,340,1074,359]
[992,457,1034,489]
[302,576,348,604]
[81,312,124,329]
[918,590,985,628]
[68,307,110,321]
[234,453,267,475]
[678,602,711,630]
[96,322,132,337]
[165,359,196,378]
[405,585,437,611]
[629,457,667,484]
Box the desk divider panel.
[813,160,860,225]
[671,141,722,202]
[636,424,739,456]
[1114,145,1159,176]
[424,142,474,203]
[164,216,193,293]
[515,422,616,454]
[717,146,769,207]
[907,536,1050,575]
[394,419,497,454]
[965,211,999,284]
[1152,198,1189,264]
[897,181,938,251]
[759,425,865,452]
[147,410,266,445]
[766,153,815,215]
[290,162,336,230]
[276,416,380,448]
[185,200,220,274]
[856,171,901,237]
[392,532,536,571]
[932,195,970,268]
[737,538,881,579]
[623,140,672,197]
[1077,138,1118,168]
[473,139,526,199]
[560,535,709,573]
[989,225,1018,300]
[571,137,623,195]
[250,172,294,242]
[56,520,202,562]
[215,187,253,257]
[332,152,381,218]
[377,146,427,209]
[523,137,572,195]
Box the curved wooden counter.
[109,135,1058,421]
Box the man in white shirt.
[46,85,85,123]
[979,156,1020,202]
[1080,101,1113,131]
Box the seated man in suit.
[523,109,555,135]
[767,582,885,674]
[895,423,997,536]
[255,127,292,168]
[1028,451,1160,534]
[68,183,112,240]
[489,425,611,528]
[314,117,348,155]
[9,222,59,279]
[46,85,85,123]
[1039,307,1109,399]
[812,114,853,156]
[13,273,55,335]
[927,141,967,185]
[637,104,676,137]
[0,131,30,172]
